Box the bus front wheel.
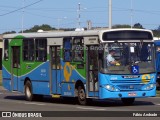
[121,98,135,105]
[25,81,33,101]
[78,86,87,105]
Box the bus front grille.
[117,84,144,91]
[110,79,142,84]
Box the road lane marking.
[76,107,106,111]
[155,104,160,105]
[24,102,45,106]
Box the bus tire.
[77,86,87,105]
[121,98,135,105]
[25,81,33,101]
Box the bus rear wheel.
[25,81,33,101]
[121,98,135,105]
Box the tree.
[3,31,16,34]
[152,25,160,37]
[63,28,76,31]
[157,25,160,31]
[20,24,56,33]
[152,30,160,37]
[133,23,144,29]
[112,24,131,29]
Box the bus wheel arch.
[24,78,43,101]
[75,80,85,97]
[24,77,31,86]
[75,80,87,105]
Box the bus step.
[52,94,61,98]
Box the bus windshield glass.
[99,42,155,74]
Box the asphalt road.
[0,86,160,119]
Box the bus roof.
[3,28,153,40]
[3,30,100,39]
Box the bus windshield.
[99,42,155,74]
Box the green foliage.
[133,23,144,29]
[20,24,56,33]
[152,30,160,37]
[157,25,160,31]
[3,31,16,34]
[112,23,144,29]
[151,25,160,37]
[63,28,76,31]
[112,24,131,29]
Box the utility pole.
[75,3,86,31]
[109,0,112,29]
[78,3,81,29]
[130,0,133,28]
[22,0,25,33]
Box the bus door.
[156,45,160,85]
[87,45,99,97]
[156,48,160,71]
[11,46,20,91]
[50,46,61,94]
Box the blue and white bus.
[2,28,156,105]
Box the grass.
[0,70,2,86]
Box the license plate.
[128,92,137,96]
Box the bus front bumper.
[99,87,156,99]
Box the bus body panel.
[22,62,50,95]
[2,66,12,91]
[59,60,86,97]
[61,83,75,97]
[99,88,156,99]
[51,69,61,94]
[99,73,156,99]
[3,59,87,96]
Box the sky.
[0,0,160,33]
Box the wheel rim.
[26,86,31,98]
[79,89,85,101]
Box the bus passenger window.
[35,38,47,61]
[23,38,34,61]
[63,38,72,62]
[140,43,149,61]
[73,38,84,61]
[4,39,9,60]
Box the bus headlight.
[142,84,156,91]
[105,85,119,92]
